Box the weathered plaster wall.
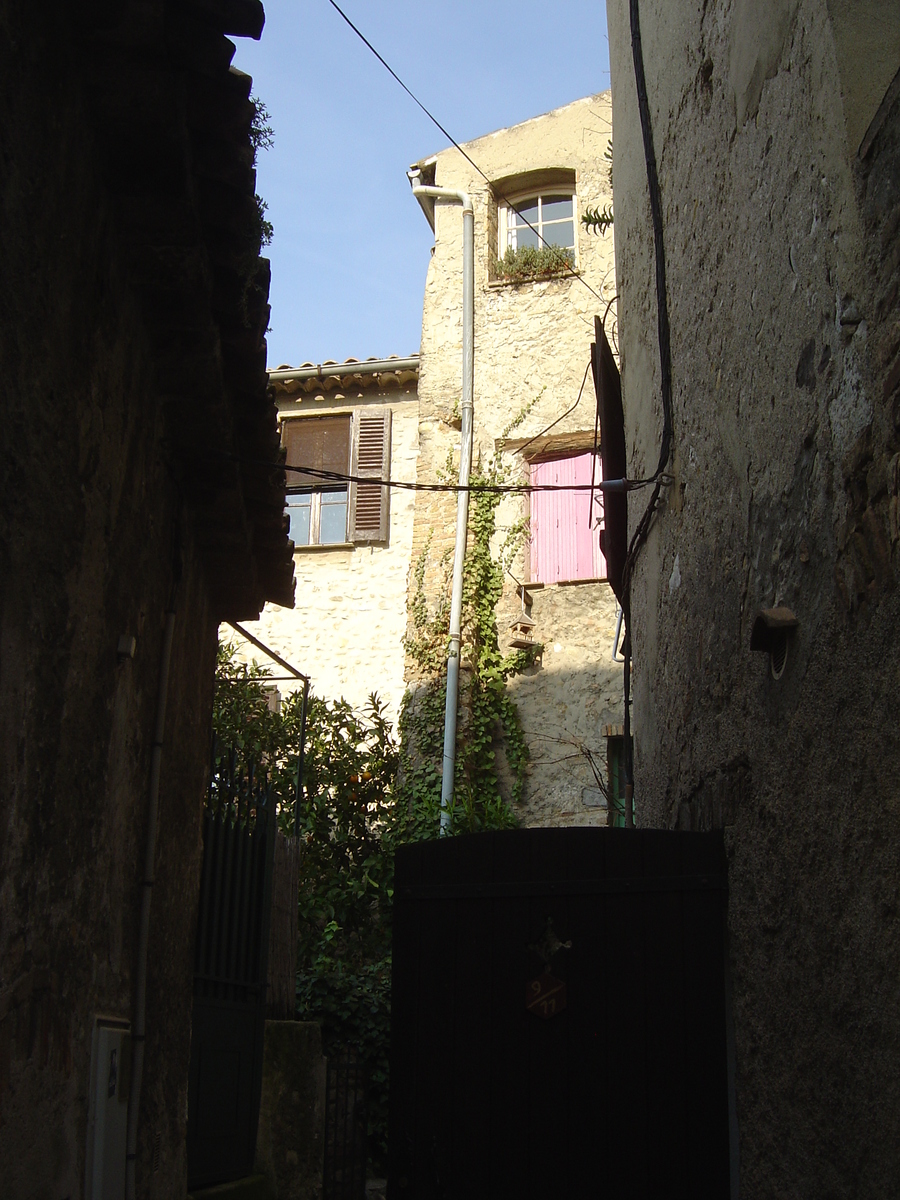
[238,383,419,723]
[409,95,624,825]
[608,0,900,1192]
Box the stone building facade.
[234,358,420,723]
[407,95,625,826]
[608,0,900,1193]
[0,3,292,1196]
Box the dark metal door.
[388,827,730,1199]
[186,761,277,1189]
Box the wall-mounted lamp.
[750,607,798,680]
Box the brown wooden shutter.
[349,409,391,542]
[282,415,350,485]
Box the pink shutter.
[530,452,605,584]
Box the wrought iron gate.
[324,1046,369,1200]
[388,827,731,1199]
[186,757,277,1189]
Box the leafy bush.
[296,952,392,1171]
[295,695,402,1173]
[295,694,398,970]
[214,628,521,1172]
[213,649,405,1170]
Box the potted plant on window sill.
[492,244,575,283]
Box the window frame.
[286,485,350,548]
[282,411,352,548]
[498,190,578,263]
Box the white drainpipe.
[409,174,474,833]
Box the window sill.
[487,269,581,291]
[523,577,609,589]
[293,542,356,554]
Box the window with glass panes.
[282,414,351,546]
[503,194,575,253]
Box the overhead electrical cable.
[281,465,640,496]
[325,0,610,307]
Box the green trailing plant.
[400,403,541,831]
[235,96,275,324]
[493,243,575,282]
[254,194,274,248]
[582,138,614,235]
[249,95,275,159]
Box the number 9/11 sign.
[526,972,567,1019]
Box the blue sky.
[235,2,610,368]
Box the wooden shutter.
[530,452,605,584]
[349,409,391,543]
[282,415,350,485]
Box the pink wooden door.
[530,453,606,584]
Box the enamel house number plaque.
[526,971,567,1019]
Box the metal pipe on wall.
[409,176,474,833]
[125,596,177,1200]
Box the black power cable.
[282,464,638,496]
[619,0,677,820]
[629,0,673,481]
[514,361,592,458]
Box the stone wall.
[237,379,419,724]
[506,583,622,827]
[0,43,212,1199]
[255,1022,326,1200]
[608,0,900,1192]
[409,95,624,824]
